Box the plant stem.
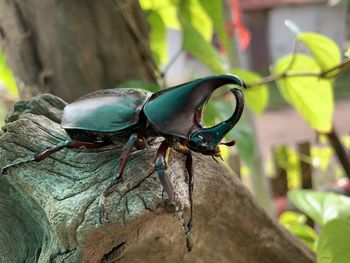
[246,58,350,89]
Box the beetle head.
[188,87,244,156]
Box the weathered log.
[0,94,316,262]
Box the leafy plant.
[289,190,350,262]
[279,211,318,250]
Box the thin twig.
[246,57,350,89]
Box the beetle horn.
[144,74,244,145]
[188,88,244,154]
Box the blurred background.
[1,0,350,257]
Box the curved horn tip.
[219,74,246,89]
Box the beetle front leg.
[155,141,176,204]
[100,133,138,223]
[155,141,192,251]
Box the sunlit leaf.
[147,10,168,65]
[288,190,350,225]
[311,146,333,171]
[317,217,350,263]
[274,54,334,133]
[298,32,341,75]
[232,69,269,115]
[279,211,307,225]
[0,51,18,95]
[279,211,318,250]
[180,20,224,74]
[139,0,180,29]
[179,0,213,41]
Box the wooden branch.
[0,94,315,262]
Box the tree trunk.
[0,94,315,263]
[0,0,156,101]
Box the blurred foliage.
[119,80,160,93]
[273,145,301,189]
[279,211,318,250]
[289,190,350,262]
[138,0,349,170]
[0,51,18,96]
[289,190,350,225]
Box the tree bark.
[0,0,156,101]
[0,94,316,263]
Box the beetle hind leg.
[99,133,138,223]
[1,140,73,175]
[1,140,109,175]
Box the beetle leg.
[100,133,138,223]
[184,153,194,251]
[155,141,176,204]
[155,141,192,251]
[185,154,194,234]
[1,140,108,174]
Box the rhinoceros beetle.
[2,74,244,250]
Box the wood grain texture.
[0,94,315,262]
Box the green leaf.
[232,69,269,115]
[0,51,18,95]
[288,190,350,225]
[317,217,350,263]
[139,0,180,29]
[298,32,341,74]
[147,10,168,65]
[279,211,307,225]
[180,20,224,74]
[199,0,234,63]
[274,54,334,133]
[179,0,213,41]
[311,146,333,171]
[279,211,318,250]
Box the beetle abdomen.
[61,88,151,132]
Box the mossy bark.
[0,94,316,262]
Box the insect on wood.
[1,74,245,251]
